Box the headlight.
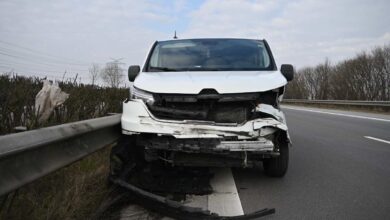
[130,86,155,104]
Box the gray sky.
[0,0,389,83]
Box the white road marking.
[282,106,390,122]
[208,168,244,216]
[185,168,244,216]
[364,136,390,145]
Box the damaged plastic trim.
[217,139,274,151]
[110,177,275,220]
[121,100,289,141]
[140,136,276,154]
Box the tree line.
[285,44,390,101]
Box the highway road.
[117,105,390,219]
[234,106,390,219]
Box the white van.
[115,38,294,177]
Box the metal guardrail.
[282,99,390,108]
[0,99,387,197]
[0,115,121,196]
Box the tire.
[263,141,289,177]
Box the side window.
[259,46,270,68]
[149,45,160,67]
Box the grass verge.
[0,145,113,220]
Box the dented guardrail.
[0,114,121,196]
[282,99,390,110]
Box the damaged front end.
[121,88,290,168]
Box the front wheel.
[263,141,289,177]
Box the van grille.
[147,91,277,124]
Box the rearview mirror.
[280,64,294,82]
[128,65,140,82]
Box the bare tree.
[286,44,390,101]
[285,71,309,99]
[89,63,100,86]
[100,61,124,88]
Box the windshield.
[146,39,274,71]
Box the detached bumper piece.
[217,139,274,152]
[111,177,275,220]
[139,136,275,153]
[139,136,277,167]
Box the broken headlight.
[130,86,155,104]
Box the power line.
[0,40,130,83]
[0,58,89,72]
[0,40,107,78]
[0,49,94,67]
[0,39,94,65]
[0,51,95,75]
[0,40,128,79]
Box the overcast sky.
[0,0,389,83]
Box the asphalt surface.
[234,106,390,220]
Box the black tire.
[263,141,289,177]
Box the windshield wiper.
[149,66,178,72]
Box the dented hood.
[134,70,287,94]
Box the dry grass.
[0,146,113,220]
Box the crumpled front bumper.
[121,100,289,141]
